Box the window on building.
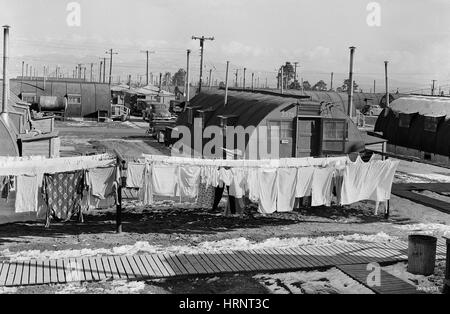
[21,93,37,103]
[67,95,82,104]
[424,116,442,133]
[321,119,348,154]
[280,121,293,138]
[322,120,346,141]
[399,113,413,128]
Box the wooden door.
[268,120,294,158]
[295,118,320,157]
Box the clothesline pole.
[115,150,127,234]
[444,236,449,294]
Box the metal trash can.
[407,234,437,276]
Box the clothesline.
[126,155,399,215]
[140,154,350,168]
[0,154,116,176]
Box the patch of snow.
[55,283,88,294]
[254,268,374,294]
[0,286,18,294]
[408,173,450,183]
[0,232,398,262]
[394,223,450,237]
[109,280,146,294]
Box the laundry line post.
[114,150,127,233]
[444,236,450,294]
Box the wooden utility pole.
[330,72,334,91]
[373,80,376,94]
[90,63,93,82]
[106,49,118,85]
[348,46,356,118]
[281,66,284,94]
[99,61,103,83]
[432,80,437,96]
[141,50,155,86]
[294,62,299,81]
[251,73,254,90]
[235,69,239,88]
[186,49,191,102]
[224,61,230,106]
[77,63,82,79]
[243,67,247,90]
[192,35,214,93]
[208,68,212,89]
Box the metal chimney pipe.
[384,61,390,117]
[224,61,230,106]
[2,25,10,115]
[347,46,356,118]
[186,49,191,103]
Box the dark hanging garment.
[0,176,12,200]
[42,170,87,227]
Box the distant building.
[10,78,111,119]
[174,89,380,159]
[375,96,450,164]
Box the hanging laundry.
[276,168,297,212]
[311,167,336,207]
[229,168,247,199]
[200,166,219,187]
[0,176,12,200]
[295,167,315,198]
[246,168,260,203]
[218,167,232,188]
[257,168,278,214]
[368,160,400,202]
[151,165,179,197]
[196,182,216,209]
[86,166,118,200]
[42,170,87,227]
[331,169,345,205]
[139,164,153,206]
[340,156,374,205]
[15,174,39,213]
[178,165,201,198]
[126,163,146,188]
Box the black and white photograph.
[0,0,449,301]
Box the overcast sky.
[1,0,449,92]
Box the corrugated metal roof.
[184,89,304,130]
[388,96,450,117]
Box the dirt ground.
[1,118,449,294]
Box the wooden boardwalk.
[392,183,450,214]
[337,264,425,294]
[0,239,447,288]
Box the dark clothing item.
[42,170,87,227]
[213,186,237,214]
[0,176,12,200]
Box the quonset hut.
[11,78,111,119]
[173,89,374,159]
[374,96,450,164]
